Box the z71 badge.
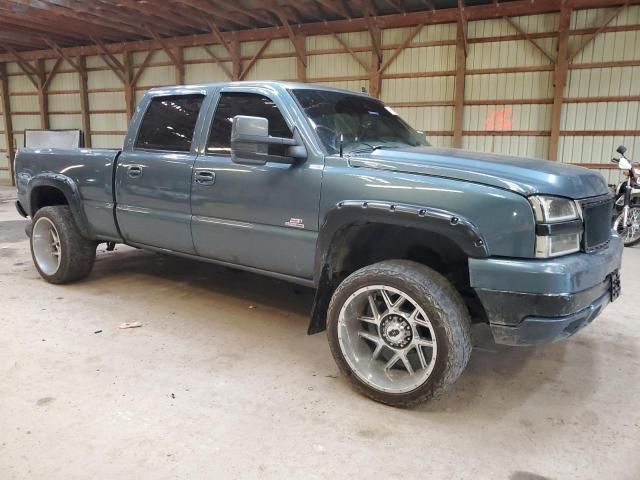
[285,218,305,229]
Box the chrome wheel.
[32,217,62,276]
[337,285,438,394]
[614,207,640,245]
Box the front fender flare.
[307,200,489,334]
[28,174,94,240]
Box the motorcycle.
[611,145,640,247]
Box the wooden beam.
[382,0,405,14]
[568,4,628,62]
[452,19,467,148]
[272,7,307,66]
[42,38,83,73]
[458,0,468,57]
[175,47,184,84]
[78,56,91,148]
[238,38,272,80]
[332,34,370,72]
[3,45,40,89]
[369,28,382,97]
[316,0,350,19]
[123,50,135,120]
[209,22,232,54]
[0,63,15,185]
[207,0,273,26]
[147,29,184,77]
[503,16,555,64]
[378,24,423,74]
[549,6,572,161]
[230,35,241,81]
[42,57,63,92]
[1,0,638,63]
[295,34,307,81]
[36,59,49,129]
[362,0,383,63]
[202,45,233,79]
[131,50,157,86]
[91,37,126,74]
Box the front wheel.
[327,260,472,407]
[613,206,640,246]
[30,206,97,283]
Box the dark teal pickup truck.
[14,81,622,406]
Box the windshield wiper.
[347,143,392,155]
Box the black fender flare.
[28,174,94,240]
[307,200,489,334]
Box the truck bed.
[15,148,122,241]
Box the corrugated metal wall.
[563,6,640,183]
[1,5,639,185]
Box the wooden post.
[295,34,306,82]
[123,49,135,120]
[175,47,184,85]
[230,36,241,81]
[549,6,572,161]
[452,18,467,148]
[369,29,382,98]
[0,63,15,185]
[78,56,92,148]
[36,59,49,130]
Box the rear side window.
[207,93,292,156]
[135,94,205,152]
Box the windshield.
[291,89,429,155]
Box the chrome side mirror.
[230,115,307,165]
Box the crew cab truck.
[14,82,622,407]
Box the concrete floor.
[0,185,639,480]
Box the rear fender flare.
[307,200,488,334]
[28,174,93,240]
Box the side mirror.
[230,115,307,165]
[616,145,627,155]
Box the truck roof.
[146,80,373,98]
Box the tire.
[613,206,640,247]
[327,260,472,407]
[30,206,97,284]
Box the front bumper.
[469,236,623,346]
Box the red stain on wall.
[485,108,513,131]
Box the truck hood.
[348,146,609,199]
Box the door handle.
[195,170,216,185]
[128,165,143,178]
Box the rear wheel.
[613,206,640,246]
[30,206,97,283]
[327,260,472,407]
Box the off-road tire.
[30,206,97,284]
[327,260,472,407]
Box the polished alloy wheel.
[614,207,640,245]
[337,285,438,394]
[32,216,62,276]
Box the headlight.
[529,196,582,258]
[529,195,579,223]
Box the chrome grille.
[581,195,613,253]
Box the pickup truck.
[14,81,623,407]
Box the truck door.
[115,92,207,253]
[190,89,323,280]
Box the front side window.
[291,89,427,155]
[135,94,205,152]
[207,93,292,156]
